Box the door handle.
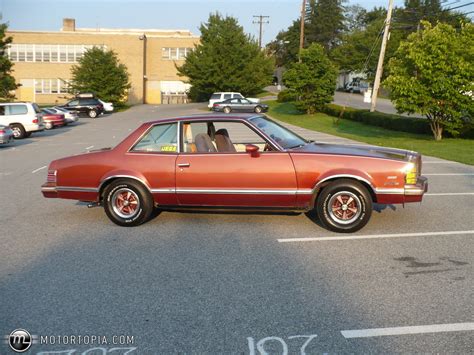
[177,163,190,168]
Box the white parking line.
[277,230,474,243]
[423,161,461,164]
[426,192,474,196]
[341,322,474,338]
[86,145,94,150]
[32,165,47,174]
[424,173,474,176]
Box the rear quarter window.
[210,94,221,100]
[8,105,28,115]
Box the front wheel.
[316,179,372,233]
[254,106,263,113]
[103,179,154,226]
[223,106,231,114]
[88,109,98,118]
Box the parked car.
[0,102,45,139]
[41,114,427,232]
[208,92,260,108]
[0,124,14,145]
[344,81,369,94]
[41,109,67,129]
[98,99,114,113]
[60,98,104,118]
[46,106,79,124]
[212,98,268,113]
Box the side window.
[131,123,178,153]
[182,121,272,154]
[9,105,28,115]
[68,100,79,106]
[233,93,243,98]
[223,94,232,100]
[0,106,5,115]
[230,99,239,104]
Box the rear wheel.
[10,124,26,139]
[103,179,154,226]
[316,179,372,233]
[45,122,53,130]
[223,106,231,114]
[88,109,98,118]
[24,131,32,138]
[254,106,263,113]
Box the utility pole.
[298,0,306,62]
[253,15,269,49]
[370,0,393,112]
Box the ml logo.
[8,329,32,353]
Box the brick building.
[6,18,199,105]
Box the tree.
[69,47,131,105]
[0,22,18,101]
[266,20,301,67]
[385,22,474,140]
[305,0,346,51]
[177,13,273,102]
[283,43,337,114]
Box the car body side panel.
[175,152,298,207]
[289,153,407,207]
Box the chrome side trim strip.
[55,186,99,193]
[149,188,313,195]
[41,186,57,192]
[404,188,425,196]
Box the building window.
[34,79,70,94]
[7,44,106,63]
[161,47,193,60]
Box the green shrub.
[322,104,473,138]
[277,90,297,103]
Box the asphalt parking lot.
[1,104,473,354]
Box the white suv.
[0,102,45,139]
[208,92,260,108]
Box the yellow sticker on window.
[160,145,177,152]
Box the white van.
[0,102,45,139]
[208,92,260,108]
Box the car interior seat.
[215,128,236,152]
[194,133,217,153]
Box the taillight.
[47,170,57,183]
[213,103,219,107]
[32,119,38,123]
[0,129,5,134]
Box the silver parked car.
[211,98,269,114]
[47,106,79,124]
[0,124,14,145]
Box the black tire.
[10,124,26,139]
[315,179,372,233]
[223,106,231,114]
[24,131,32,138]
[254,106,263,113]
[103,179,154,226]
[88,109,98,118]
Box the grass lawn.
[267,100,474,165]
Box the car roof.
[145,113,265,125]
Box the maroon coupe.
[41,114,427,232]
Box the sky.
[1,0,413,45]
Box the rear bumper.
[41,182,58,198]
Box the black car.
[212,98,269,114]
[61,98,104,118]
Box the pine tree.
[69,47,131,105]
[306,0,346,51]
[0,22,18,101]
[177,13,273,102]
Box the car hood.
[292,142,417,162]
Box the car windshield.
[249,116,307,149]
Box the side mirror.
[245,144,260,157]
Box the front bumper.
[404,176,428,202]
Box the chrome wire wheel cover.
[328,191,362,225]
[111,188,140,219]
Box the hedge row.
[321,104,474,139]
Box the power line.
[253,15,269,49]
[444,1,474,11]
